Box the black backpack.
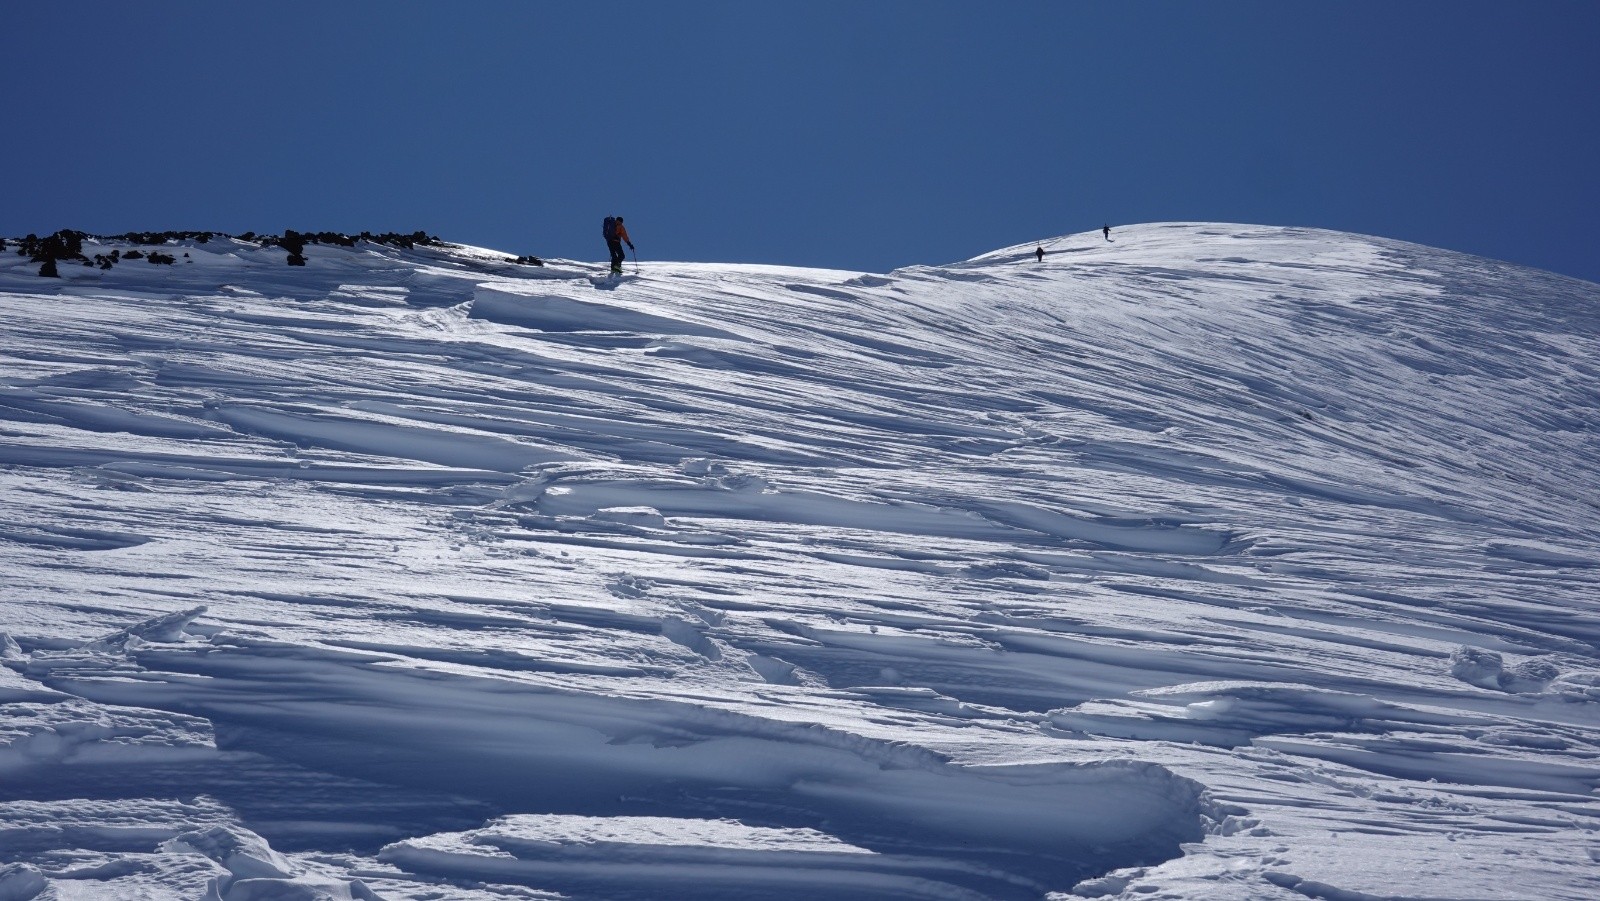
[602,217,617,241]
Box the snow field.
[2,225,1599,899]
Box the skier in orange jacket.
[603,216,634,274]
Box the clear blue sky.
[5,1,1598,282]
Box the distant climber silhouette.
[1035,245,1045,263]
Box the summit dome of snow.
[2,223,1598,900]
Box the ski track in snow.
[2,224,1599,900]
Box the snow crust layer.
[3,224,1599,900]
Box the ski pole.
[631,247,639,274]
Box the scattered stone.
[5,228,500,275]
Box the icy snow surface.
[3,224,1598,900]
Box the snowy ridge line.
[4,223,1600,899]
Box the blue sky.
[5,1,1597,282]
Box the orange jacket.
[614,221,632,245]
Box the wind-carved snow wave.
[470,286,740,339]
[14,610,1211,899]
[499,462,1234,555]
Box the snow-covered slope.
[2,223,1598,900]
